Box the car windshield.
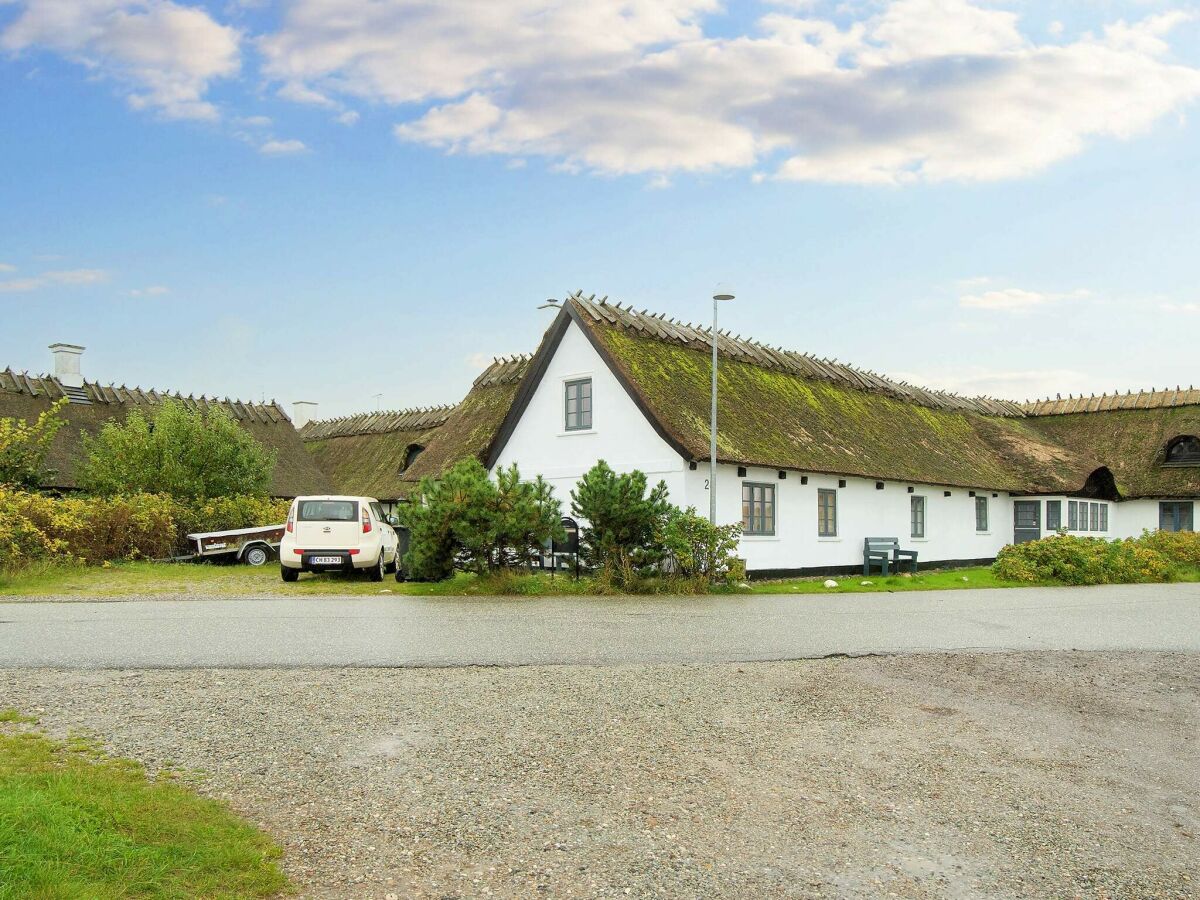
[297,500,358,522]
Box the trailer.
[186,524,286,566]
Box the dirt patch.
[2,653,1196,898]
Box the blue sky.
[1,0,1198,420]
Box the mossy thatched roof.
[301,356,530,500]
[585,319,1089,492]
[1025,407,1200,499]
[0,368,332,498]
[487,294,1199,498]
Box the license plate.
[308,556,342,565]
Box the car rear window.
[297,500,358,522]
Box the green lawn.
[0,715,289,900]
[3,558,1195,599]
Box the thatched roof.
[0,368,332,498]
[487,293,1200,498]
[301,356,530,500]
[1024,407,1200,499]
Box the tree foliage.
[570,460,672,582]
[659,506,743,582]
[400,458,563,581]
[77,399,276,500]
[0,398,68,490]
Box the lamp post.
[710,286,735,525]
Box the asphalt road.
[1,583,1198,668]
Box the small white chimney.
[49,343,85,388]
[293,401,318,429]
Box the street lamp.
[710,285,735,525]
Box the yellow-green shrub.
[0,489,290,571]
[1138,529,1200,568]
[993,533,1171,585]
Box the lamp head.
[537,298,561,310]
[713,283,735,302]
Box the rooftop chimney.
[49,343,85,388]
[293,401,318,430]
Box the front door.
[1013,500,1041,544]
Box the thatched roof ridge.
[474,354,532,388]
[301,405,455,440]
[1022,386,1200,417]
[0,368,289,425]
[567,292,1027,417]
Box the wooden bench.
[863,537,919,576]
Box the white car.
[279,495,400,582]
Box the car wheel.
[244,545,270,567]
[385,551,398,575]
[368,553,385,582]
[280,564,299,583]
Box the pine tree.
[570,460,672,582]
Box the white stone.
[823,579,838,588]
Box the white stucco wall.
[492,320,687,510]
[682,464,1012,572]
[1112,499,1169,538]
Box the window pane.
[1068,501,1078,530]
[1046,500,1061,531]
[1100,504,1108,531]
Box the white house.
[304,292,1199,576]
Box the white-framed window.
[817,488,837,537]
[564,378,592,431]
[975,495,988,532]
[1068,500,1079,530]
[742,482,776,536]
[910,495,926,538]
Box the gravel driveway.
[2,652,1197,899]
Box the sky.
[1,0,1198,420]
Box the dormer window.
[399,443,424,473]
[1164,435,1200,466]
[564,378,592,431]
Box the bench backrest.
[864,537,900,551]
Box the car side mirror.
[386,514,399,527]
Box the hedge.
[0,489,290,571]
[992,531,1200,585]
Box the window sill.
[558,429,596,437]
[910,538,930,543]
[817,536,841,542]
[741,535,780,542]
[975,531,992,536]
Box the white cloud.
[259,138,307,155]
[129,285,170,296]
[235,114,272,127]
[466,352,492,370]
[2,1,240,120]
[0,263,15,273]
[0,269,109,293]
[258,0,1200,183]
[1161,301,1200,314]
[335,109,359,126]
[960,287,1090,311]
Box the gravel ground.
[2,652,1197,899]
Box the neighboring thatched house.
[300,355,530,511]
[0,346,331,499]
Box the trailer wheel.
[243,545,271,567]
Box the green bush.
[570,461,672,586]
[659,507,743,583]
[0,398,67,490]
[993,533,1171,585]
[400,459,563,581]
[0,490,72,571]
[78,399,276,500]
